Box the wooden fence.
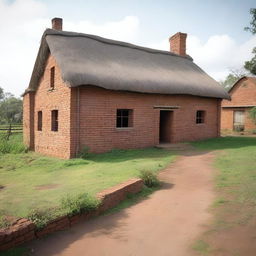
[0,124,23,134]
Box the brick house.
[23,18,229,159]
[221,76,256,132]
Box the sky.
[0,0,255,97]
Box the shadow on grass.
[191,136,256,151]
[87,137,256,164]
[85,147,175,163]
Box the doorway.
[159,110,172,143]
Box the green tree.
[244,8,256,34]
[0,91,22,125]
[219,69,246,91]
[244,8,256,75]
[0,87,4,101]
[249,107,256,124]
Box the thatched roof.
[24,29,230,99]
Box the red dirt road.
[30,151,215,256]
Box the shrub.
[78,145,90,159]
[27,208,59,229]
[139,170,160,188]
[61,193,100,217]
[249,106,256,124]
[0,215,12,229]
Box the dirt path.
[29,150,215,256]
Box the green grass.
[0,134,175,219]
[192,136,256,254]
[192,240,210,255]
[0,133,27,153]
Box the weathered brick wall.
[0,219,35,251]
[32,55,72,158]
[23,92,35,149]
[76,86,220,153]
[221,77,256,131]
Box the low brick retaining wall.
[0,178,143,251]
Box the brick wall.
[30,55,72,158]
[23,92,35,149]
[23,54,221,158]
[76,86,221,154]
[221,77,256,131]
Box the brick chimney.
[169,32,187,57]
[52,17,63,31]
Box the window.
[116,109,133,128]
[51,110,58,131]
[50,67,55,89]
[196,110,205,124]
[37,111,42,131]
[233,110,245,131]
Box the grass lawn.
[0,134,175,219]
[192,136,256,255]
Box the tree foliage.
[244,47,256,75]
[219,69,247,91]
[249,107,256,124]
[0,87,22,124]
[244,8,256,34]
[244,8,256,75]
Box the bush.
[61,193,100,217]
[249,106,256,124]
[78,145,90,159]
[27,208,59,229]
[0,215,12,229]
[139,170,160,188]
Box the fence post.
[7,123,12,140]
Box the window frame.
[51,110,58,132]
[196,110,205,124]
[37,111,42,131]
[50,66,55,89]
[116,109,133,128]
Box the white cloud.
[65,16,140,42]
[0,0,255,97]
[0,0,140,96]
[147,34,256,81]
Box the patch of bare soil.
[0,185,5,190]
[205,221,256,256]
[35,184,60,190]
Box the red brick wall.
[75,86,221,154]
[221,77,256,131]
[24,54,221,158]
[24,55,73,158]
[23,92,35,149]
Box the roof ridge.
[43,28,193,61]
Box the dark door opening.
[159,110,172,143]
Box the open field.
[0,134,175,219]
[192,136,256,255]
